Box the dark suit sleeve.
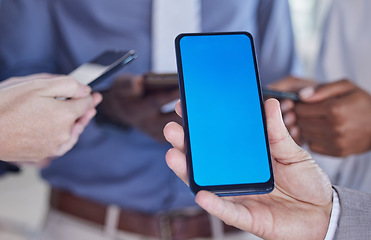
[333,186,371,239]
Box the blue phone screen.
[178,33,271,187]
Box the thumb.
[41,76,91,99]
[265,98,310,163]
[299,79,356,103]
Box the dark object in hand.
[0,160,21,176]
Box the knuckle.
[45,141,61,157]
[328,103,339,116]
[333,137,343,148]
[55,111,71,124]
[339,79,357,91]
[327,102,345,119]
[86,97,95,108]
[31,79,48,90]
[58,130,72,144]
[67,77,80,88]
[63,108,78,121]
[46,146,58,158]
[332,124,346,137]
[35,73,53,78]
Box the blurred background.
[289,0,332,77]
[0,0,332,239]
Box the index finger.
[41,76,92,99]
[195,191,253,232]
[299,79,356,103]
[62,96,96,120]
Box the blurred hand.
[163,99,332,240]
[0,73,102,162]
[100,74,181,142]
[296,79,371,157]
[267,76,316,143]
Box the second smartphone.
[175,32,274,196]
[69,49,137,87]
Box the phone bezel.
[175,32,274,196]
[90,49,137,87]
[69,49,137,87]
[262,88,300,101]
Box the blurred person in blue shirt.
[0,0,298,239]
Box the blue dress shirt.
[0,0,298,213]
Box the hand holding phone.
[175,32,274,196]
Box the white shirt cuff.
[324,189,340,240]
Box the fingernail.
[299,87,315,99]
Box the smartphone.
[175,32,274,196]
[69,49,137,87]
[262,88,299,101]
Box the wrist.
[313,202,334,240]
